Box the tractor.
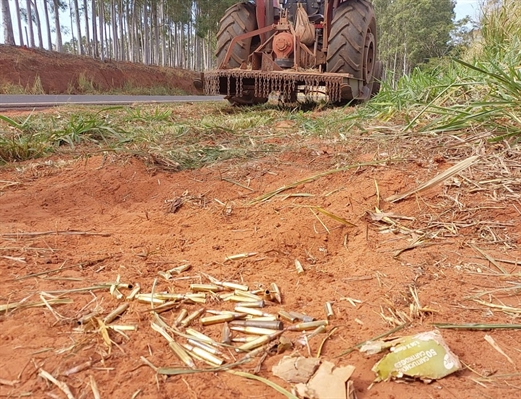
[196,0,382,105]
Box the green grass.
[2,0,521,168]
[0,104,301,168]
[0,75,189,96]
[348,0,521,142]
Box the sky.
[455,0,482,20]
[1,0,483,46]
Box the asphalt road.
[0,94,224,109]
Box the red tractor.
[198,0,382,105]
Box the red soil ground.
[1,144,520,398]
[0,47,520,398]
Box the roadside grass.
[0,103,316,168]
[2,2,520,168]
[1,75,189,96]
[349,0,521,142]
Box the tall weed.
[356,0,521,141]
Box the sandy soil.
[1,139,520,398]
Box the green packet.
[363,330,461,382]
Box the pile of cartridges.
[128,273,333,368]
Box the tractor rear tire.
[326,0,377,99]
[216,2,257,68]
[216,2,267,105]
[371,60,383,96]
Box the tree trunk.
[43,0,52,50]
[100,0,105,60]
[13,0,23,45]
[92,0,98,58]
[117,0,124,61]
[143,2,149,65]
[103,6,109,58]
[73,0,83,54]
[153,1,159,65]
[1,0,15,45]
[32,0,44,49]
[83,0,90,55]
[161,1,166,66]
[26,0,35,47]
[52,0,62,51]
[111,0,118,60]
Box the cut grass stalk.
[227,370,299,399]
[309,208,330,234]
[44,284,131,295]
[0,298,72,313]
[470,244,508,274]
[386,155,480,203]
[38,369,75,399]
[250,160,394,204]
[1,230,111,238]
[90,375,101,399]
[484,334,515,365]
[433,323,521,330]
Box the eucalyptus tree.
[98,0,105,60]
[92,0,98,57]
[13,0,24,45]
[29,0,44,49]
[111,0,118,59]
[43,0,53,49]
[26,0,35,47]
[73,0,83,54]
[52,0,64,51]
[373,0,456,81]
[117,0,123,61]
[83,0,90,54]
[1,0,15,45]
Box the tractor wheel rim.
[364,32,375,84]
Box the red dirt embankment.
[0,44,200,94]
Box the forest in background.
[1,0,476,81]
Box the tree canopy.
[373,0,456,79]
[0,0,463,75]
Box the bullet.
[325,302,334,319]
[200,314,235,326]
[236,331,284,352]
[288,311,315,322]
[185,328,216,344]
[230,319,284,330]
[234,306,274,317]
[103,303,129,324]
[190,284,224,292]
[278,310,297,323]
[231,326,281,335]
[169,341,195,368]
[169,264,191,274]
[182,343,224,366]
[287,320,328,331]
[235,300,265,308]
[174,309,188,327]
[180,308,206,327]
[223,295,260,303]
[222,322,232,344]
[306,324,327,339]
[234,290,263,300]
[221,282,249,291]
[269,283,282,303]
[232,336,258,343]
[187,339,226,357]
